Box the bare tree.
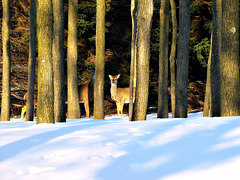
[169,0,177,118]
[26,0,37,121]
[158,0,169,118]
[94,0,105,119]
[53,0,66,122]
[37,0,54,124]
[67,0,81,119]
[132,0,153,121]
[1,0,11,121]
[175,0,190,118]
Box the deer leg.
[84,100,90,118]
[120,103,124,116]
[21,105,26,120]
[116,102,120,116]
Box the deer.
[78,69,95,118]
[21,92,37,120]
[109,74,135,116]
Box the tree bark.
[129,0,137,121]
[1,0,11,121]
[169,0,177,118]
[133,0,153,121]
[203,34,212,117]
[37,0,54,124]
[220,0,240,116]
[158,0,169,118]
[26,0,37,122]
[67,0,81,119]
[211,0,222,117]
[175,0,190,118]
[53,0,66,122]
[94,0,105,119]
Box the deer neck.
[110,83,118,100]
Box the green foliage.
[193,38,210,68]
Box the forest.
[0,0,239,123]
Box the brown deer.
[78,70,95,118]
[21,92,37,120]
[109,74,135,116]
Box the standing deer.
[78,70,95,118]
[109,74,135,116]
[21,92,37,120]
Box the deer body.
[21,92,37,120]
[79,73,95,118]
[109,74,135,116]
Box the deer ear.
[108,75,112,79]
[117,74,121,79]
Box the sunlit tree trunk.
[37,0,54,124]
[133,0,153,121]
[1,0,11,121]
[158,0,169,118]
[94,0,105,119]
[169,0,177,118]
[129,0,137,121]
[203,34,212,117]
[220,0,240,116]
[67,0,81,119]
[26,0,36,121]
[53,0,66,122]
[175,0,190,118]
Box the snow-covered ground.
[1,112,240,180]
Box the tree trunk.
[169,0,177,118]
[220,0,240,116]
[1,0,11,121]
[53,0,66,122]
[157,0,169,118]
[67,0,81,119]
[132,0,153,121]
[26,0,37,122]
[211,0,222,117]
[37,0,54,124]
[203,34,212,117]
[175,0,190,118]
[129,0,137,121]
[94,0,105,119]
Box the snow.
[1,112,240,180]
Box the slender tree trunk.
[203,34,212,117]
[211,0,222,117]
[175,0,190,118]
[67,0,81,119]
[129,0,137,121]
[133,0,153,121]
[158,0,169,118]
[169,0,177,118]
[26,0,36,122]
[94,0,105,119]
[53,0,66,122]
[37,0,54,124]
[220,0,240,116]
[1,0,11,121]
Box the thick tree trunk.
[1,0,11,121]
[94,0,105,119]
[133,0,153,121]
[211,0,222,117]
[53,0,66,122]
[129,0,137,121]
[67,0,81,119]
[175,0,190,118]
[26,0,36,122]
[158,0,169,118]
[220,0,240,116]
[203,34,212,117]
[169,0,177,118]
[37,0,54,124]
